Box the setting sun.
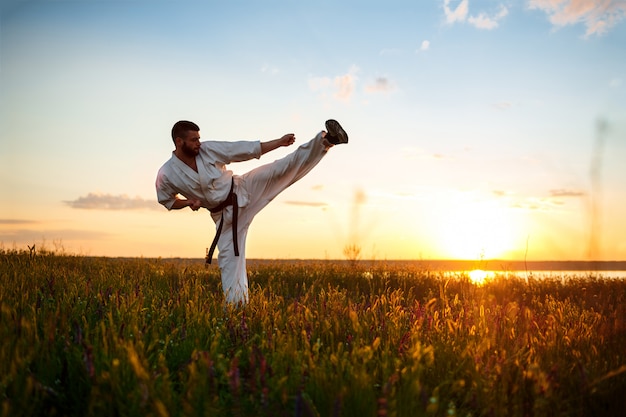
[437,199,515,260]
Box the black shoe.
[325,119,348,145]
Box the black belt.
[205,178,239,264]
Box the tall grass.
[1,249,625,416]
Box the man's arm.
[260,133,296,155]
[156,171,202,211]
[171,197,202,211]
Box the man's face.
[179,130,201,157]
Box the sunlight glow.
[468,269,492,285]
[438,199,515,260]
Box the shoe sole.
[325,119,348,144]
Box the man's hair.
[171,120,200,143]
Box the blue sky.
[1,0,625,261]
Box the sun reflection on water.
[468,269,494,285]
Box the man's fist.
[280,133,296,147]
[189,199,202,211]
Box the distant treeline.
[111,257,626,271]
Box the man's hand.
[279,133,296,147]
[188,199,202,211]
[261,134,296,155]
[171,197,202,211]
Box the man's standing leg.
[212,206,250,304]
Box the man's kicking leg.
[216,120,348,304]
[241,122,348,217]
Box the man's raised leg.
[216,120,348,305]
[240,131,332,222]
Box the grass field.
[2,248,626,416]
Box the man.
[156,119,348,304]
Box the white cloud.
[309,66,359,102]
[415,40,430,54]
[549,189,586,197]
[334,71,357,101]
[0,219,38,225]
[64,193,161,210]
[444,0,469,23]
[365,77,396,94]
[443,1,508,30]
[509,197,564,211]
[528,0,626,36]
[468,5,509,29]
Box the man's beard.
[181,142,199,157]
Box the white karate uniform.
[156,132,330,304]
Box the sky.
[1,0,625,262]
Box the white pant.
[211,132,330,304]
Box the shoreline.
[106,257,626,271]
